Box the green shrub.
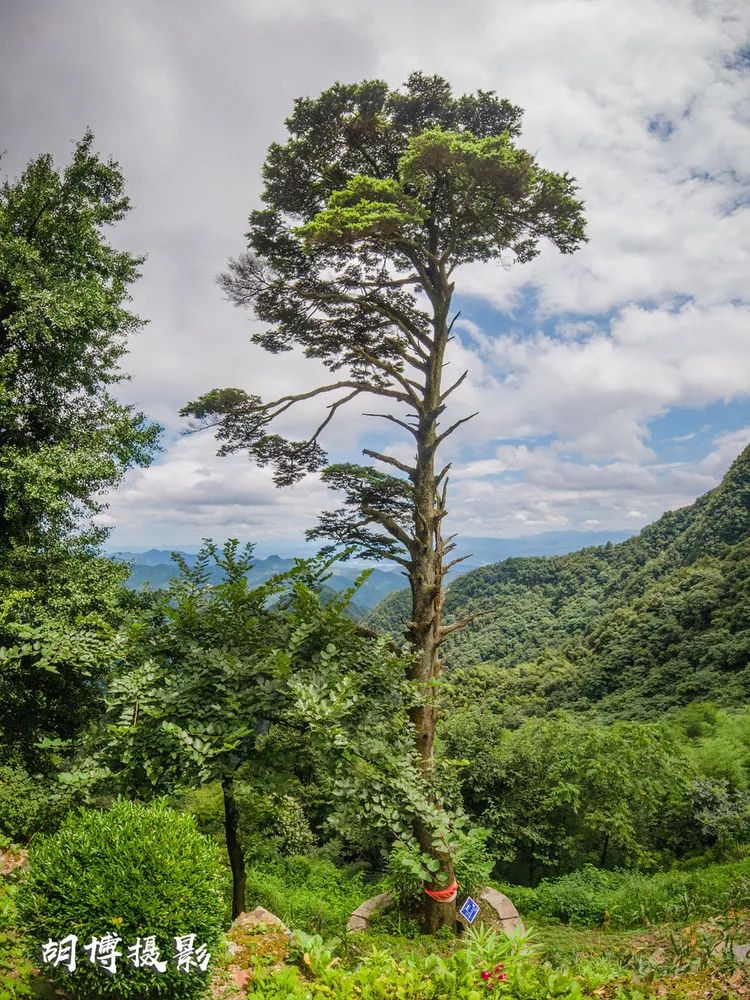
[242,923,620,999]
[17,798,229,999]
[604,858,750,927]
[173,782,227,840]
[0,879,35,998]
[452,825,494,898]
[500,855,750,928]
[176,782,316,864]
[522,866,622,926]
[0,764,71,842]
[383,840,424,911]
[273,796,315,856]
[384,826,495,915]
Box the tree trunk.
[406,271,456,933]
[222,773,246,920]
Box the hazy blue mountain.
[367,444,750,717]
[112,548,202,567]
[110,551,404,610]
[109,529,635,610]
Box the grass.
[244,855,381,936]
[532,922,642,966]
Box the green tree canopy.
[0,133,160,765]
[92,542,446,919]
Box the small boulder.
[231,907,291,936]
[0,846,28,877]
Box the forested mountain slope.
[368,444,750,719]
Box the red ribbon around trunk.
[423,880,459,903]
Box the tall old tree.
[183,73,586,930]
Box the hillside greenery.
[370,444,750,722]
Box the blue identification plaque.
[459,897,480,923]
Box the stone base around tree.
[346,888,524,935]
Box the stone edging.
[346,887,524,934]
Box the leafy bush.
[504,866,622,926]
[452,825,494,897]
[0,764,71,842]
[17,799,228,998]
[273,795,315,856]
[244,856,373,935]
[383,840,424,911]
[384,825,494,913]
[605,859,750,928]
[501,855,750,928]
[0,879,35,999]
[175,780,277,865]
[687,778,750,848]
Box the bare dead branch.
[260,380,368,413]
[403,351,428,373]
[354,274,422,289]
[434,412,479,449]
[435,463,452,485]
[362,448,417,477]
[350,346,423,410]
[440,553,473,574]
[440,370,469,403]
[361,504,416,552]
[307,389,363,444]
[362,412,420,438]
[437,608,496,643]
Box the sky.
[1,0,748,553]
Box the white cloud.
[443,425,749,538]
[102,432,337,549]
[438,301,750,464]
[2,0,748,547]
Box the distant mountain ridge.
[110,529,636,610]
[110,551,403,611]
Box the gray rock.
[733,942,750,963]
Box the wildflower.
[494,963,504,972]
[481,969,491,980]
